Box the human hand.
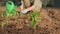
[21,9,29,14]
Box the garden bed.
[0,7,60,34]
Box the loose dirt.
[0,7,60,34]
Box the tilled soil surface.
[0,7,60,34]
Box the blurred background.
[0,0,60,7]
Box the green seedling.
[29,11,40,26]
[0,22,6,32]
[1,22,6,29]
[5,1,17,17]
[0,21,11,32]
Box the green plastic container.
[5,1,17,16]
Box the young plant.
[29,11,40,26]
[0,22,6,32]
[1,22,6,29]
[0,21,11,32]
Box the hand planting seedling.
[20,0,42,27]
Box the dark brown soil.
[0,7,60,34]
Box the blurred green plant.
[29,11,40,26]
[0,22,6,32]
[1,22,6,29]
[0,21,12,32]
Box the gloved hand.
[21,9,29,14]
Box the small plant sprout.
[1,22,6,29]
[29,11,40,26]
[5,1,17,17]
[0,22,6,32]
